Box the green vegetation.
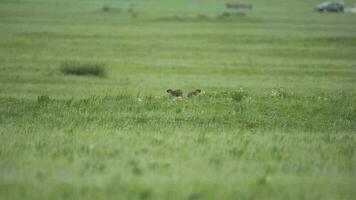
[0,0,355,199]
[60,60,106,77]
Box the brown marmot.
[187,89,202,98]
[167,89,183,97]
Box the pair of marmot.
[166,89,202,98]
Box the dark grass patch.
[60,61,106,77]
[100,5,121,13]
[217,12,246,19]
[101,5,110,12]
[154,14,261,24]
[37,95,51,105]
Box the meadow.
[0,0,356,199]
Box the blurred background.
[0,0,355,98]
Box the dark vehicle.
[316,1,344,12]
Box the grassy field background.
[0,0,356,199]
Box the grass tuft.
[270,87,289,98]
[37,95,50,105]
[101,5,110,12]
[60,60,106,77]
[100,5,121,13]
[217,12,246,19]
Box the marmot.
[187,89,202,98]
[167,89,183,97]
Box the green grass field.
[1,0,356,199]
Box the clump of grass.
[209,88,248,102]
[101,5,110,12]
[37,95,50,105]
[270,87,289,98]
[100,5,121,13]
[60,61,106,77]
[217,12,246,20]
[131,12,138,18]
[127,7,138,18]
[230,91,246,102]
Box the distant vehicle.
[315,1,345,12]
[345,3,356,13]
